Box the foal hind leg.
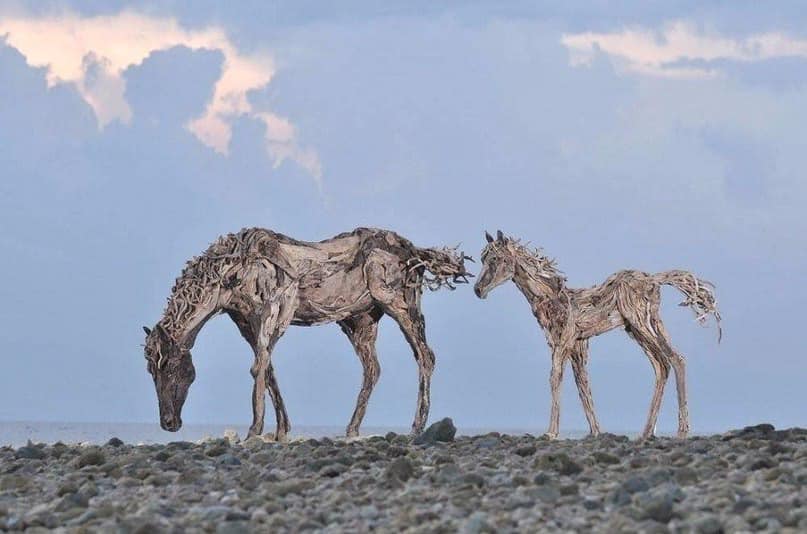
[623,315,670,440]
[339,309,383,438]
[651,314,690,438]
[570,340,601,437]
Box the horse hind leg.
[339,310,382,438]
[265,357,290,440]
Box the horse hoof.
[542,432,558,440]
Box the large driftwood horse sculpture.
[143,227,471,439]
[474,231,721,440]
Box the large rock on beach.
[414,417,456,445]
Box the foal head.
[142,324,196,432]
[475,230,563,298]
[474,230,518,298]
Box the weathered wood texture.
[474,231,721,440]
[143,227,471,439]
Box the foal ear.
[142,326,152,336]
[496,230,504,241]
[485,231,494,243]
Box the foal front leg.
[545,349,566,439]
[570,342,601,437]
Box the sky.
[1,1,806,435]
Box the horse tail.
[658,270,722,343]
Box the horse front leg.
[400,313,434,436]
[380,300,435,436]
[365,256,435,436]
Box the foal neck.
[512,259,566,302]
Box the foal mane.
[486,237,566,285]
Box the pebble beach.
[1,420,805,532]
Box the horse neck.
[159,281,225,349]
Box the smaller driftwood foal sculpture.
[474,231,721,440]
[143,227,471,439]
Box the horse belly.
[292,269,374,326]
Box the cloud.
[0,9,321,180]
[561,22,807,79]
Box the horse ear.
[496,230,504,241]
[154,324,170,340]
[485,231,494,243]
[142,326,151,336]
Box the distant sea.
[0,421,594,447]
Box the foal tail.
[658,270,722,342]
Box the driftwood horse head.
[143,227,472,439]
[475,230,720,440]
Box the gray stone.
[533,472,551,485]
[621,476,650,494]
[527,485,561,503]
[514,444,537,457]
[217,453,242,466]
[414,417,457,445]
[434,463,462,483]
[592,451,620,465]
[76,448,105,467]
[319,463,347,478]
[386,457,416,482]
[461,473,486,488]
[674,466,699,485]
[15,445,46,460]
[462,511,494,534]
[273,479,315,496]
[637,491,675,523]
[533,453,583,476]
[217,521,250,534]
[693,515,723,534]
[475,436,499,449]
